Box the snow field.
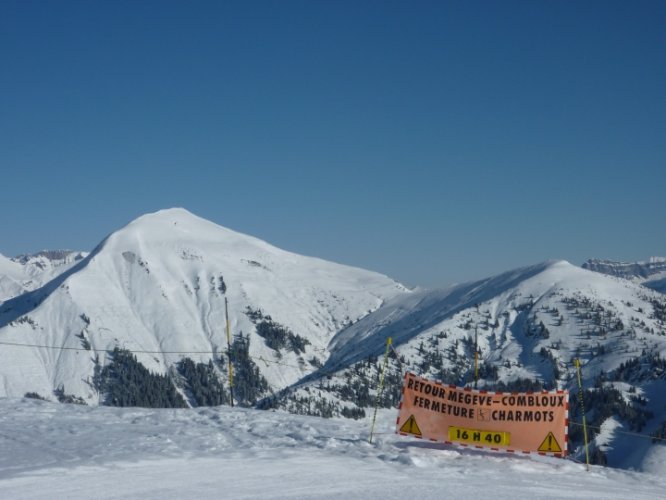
[0,399,665,499]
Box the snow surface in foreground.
[0,400,665,500]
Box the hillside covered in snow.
[266,261,666,471]
[1,208,665,475]
[0,208,407,404]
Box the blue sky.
[1,1,664,287]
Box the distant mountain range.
[0,250,86,301]
[583,257,666,294]
[0,209,664,471]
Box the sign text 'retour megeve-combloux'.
[396,372,568,456]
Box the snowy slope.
[0,398,665,499]
[325,260,666,374]
[2,211,666,475]
[0,208,408,401]
[324,260,558,370]
[275,261,666,471]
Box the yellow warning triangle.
[399,415,422,436]
[537,432,562,453]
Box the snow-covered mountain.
[0,208,408,403]
[2,209,666,473]
[583,257,666,294]
[0,250,86,301]
[270,260,666,470]
[0,254,27,302]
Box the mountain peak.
[99,207,255,254]
[133,207,200,223]
[542,259,573,270]
[126,207,217,231]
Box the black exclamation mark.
[548,434,553,450]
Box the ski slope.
[326,260,666,373]
[284,260,666,470]
[0,398,664,499]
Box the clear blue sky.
[1,1,664,287]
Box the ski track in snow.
[0,399,665,499]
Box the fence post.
[225,297,235,407]
[369,337,392,444]
[575,359,590,471]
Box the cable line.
[0,339,221,355]
[0,339,360,377]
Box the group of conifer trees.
[92,332,272,409]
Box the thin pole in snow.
[575,358,590,471]
[369,337,392,444]
[474,324,479,389]
[225,297,235,407]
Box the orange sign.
[396,372,568,456]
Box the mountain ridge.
[0,250,86,302]
[583,257,666,294]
